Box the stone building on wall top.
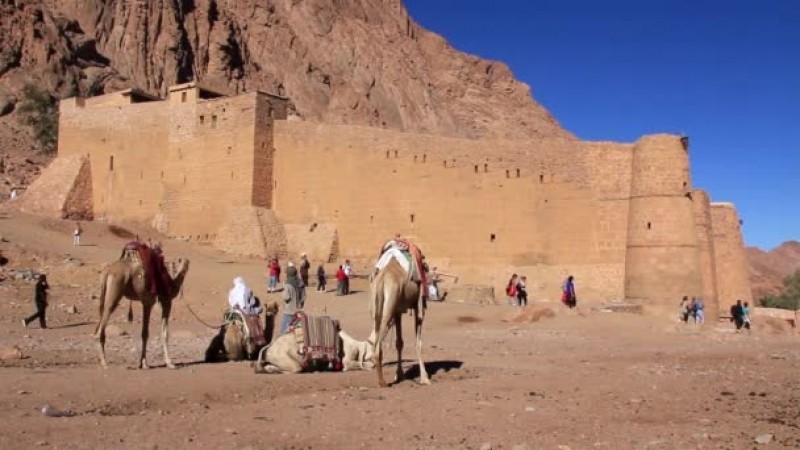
[20,83,752,314]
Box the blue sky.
[404,0,799,250]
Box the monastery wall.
[711,203,753,309]
[47,85,752,312]
[158,90,263,239]
[59,96,169,223]
[58,87,280,241]
[272,121,634,301]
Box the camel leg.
[139,301,153,369]
[374,312,394,388]
[160,299,176,369]
[95,279,122,369]
[393,312,404,384]
[414,307,431,385]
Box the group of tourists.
[679,296,706,324]
[505,274,529,306]
[729,299,753,331]
[505,274,577,308]
[679,296,754,331]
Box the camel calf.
[339,330,374,371]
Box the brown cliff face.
[746,241,800,301]
[0,0,572,140]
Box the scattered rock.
[41,404,77,417]
[225,428,237,435]
[34,440,48,447]
[0,345,24,360]
[754,434,773,445]
[524,406,536,412]
[64,305,77,314]
[479,443,493,450]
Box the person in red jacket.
[335,265,347,296]
[506,274,519,306]
[267,257,281,293]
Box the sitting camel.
[254,327,373,374]
[205,301,279,362]
[94,257,190,369]
[370,257,430,387]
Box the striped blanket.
[288,312,342,371]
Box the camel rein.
[179,288,225,329]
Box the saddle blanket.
[288,311,342,371]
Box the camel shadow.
[401,360,463,381]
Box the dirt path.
[1,212,799,449]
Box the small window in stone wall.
[490,233,496,242]
[181,92,187,103]
[200,115,205,125]
[109,156,114,171]
[647,222,652,230]
[410,213,415,223]
[211,115,217,128]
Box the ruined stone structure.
[23,84,752,314]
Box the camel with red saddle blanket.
[94,242,190,369]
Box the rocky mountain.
[0,0,572,141]
[746,241,800,301]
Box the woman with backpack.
[506,274,519,306]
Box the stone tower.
[625,135,703,309]
[692,189,719,316]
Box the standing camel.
[370,257,430,387]
[94,257,190,369]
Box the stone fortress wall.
[25,85,752,314]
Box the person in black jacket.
[23,274,49,329]
[730,299,745,331]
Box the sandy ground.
[0,211,799,450]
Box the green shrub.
[759,270,800,311]
[17,84,58,154]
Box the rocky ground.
[0,211,799,450]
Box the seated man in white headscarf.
[228,276,262,316]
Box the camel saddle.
[224,309,267,349]
[287,311,342,372]
[120,242,172,297]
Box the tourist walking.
[267,257,281,293]
[506,274,518,306]
[343,259,353,295]
[730,300,745,331]
[22,274,49,329]
[316,264,327,292]
[73,222,82,246]
[299,253,311,287]
[335,265,347,296]
[516,276,528,307]
[694,297,705,324]
[562,275,577,309]
[742,301,752,330]
[280,263,305,334]
[679,296,690,323]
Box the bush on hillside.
[759,270,800,311]
[17,84,58,155]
